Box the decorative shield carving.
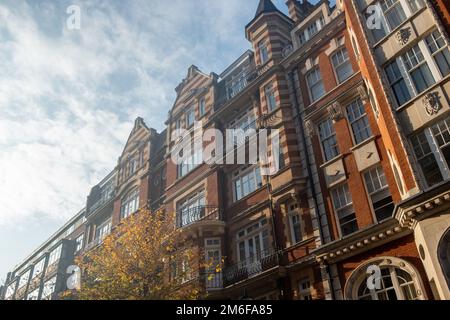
[327,101,343,121]
[396,27,411,46]
[423,92,441,116]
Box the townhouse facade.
[1,0,450,300]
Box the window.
[431,116,450,168]
[332,47,353,83]
[288,203,302,244]
[331,183,358,236]
[298,278,312,300]
[298,15,325,45]
[402,45,435,94]
[27,288,40,300]
[199,98,206,117]
[259,41,269,64]
[205,238,222,289]
[411,131,444,187]
[265,83,277,112]
[75,234,84,252]
[228,107,256,146]
[120,189,139,219]
[364,165,394,222]
[32,258,46,279]
[347,98,372,144]
[385,60,412,106]
[357,266,419,300]
[380,0,406,30]
[407,0,425,13]
[318,118,340,161]
[5,282,16,300]
[41,276,56,300]
[65,224,75,236]
[411,116,450,187]
[95,218,111,243]
[176,190,205,227]
[306,67,325,102]
[185,107,195,128]
[237,219,270,267]
[175,118,182,130]
[425,30,450,77]
[177,138,202,178]
[48,244,62,266]
[233,166,263,201]
[18,270,30,289]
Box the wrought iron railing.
[176,205,223,229]
[201,271,224,290]
[223,248,281,286]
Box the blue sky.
[0,0,325,283]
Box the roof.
[254,0,279,17]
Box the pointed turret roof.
[254,0,279,17]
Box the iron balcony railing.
[201,271,224,290]
[223,248,281,287]
[176,205,223,229]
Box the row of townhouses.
[1,0,450,300]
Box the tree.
[63,208,206,300]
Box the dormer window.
[259,41,269,64]
[299,15,326,45]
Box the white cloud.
[0,0,261,227]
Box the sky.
[0,0,325,283]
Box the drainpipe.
[287,70,335,300]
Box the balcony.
[201,271,223,291]
[176,206,225,237]
[223,248,281,287]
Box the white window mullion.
[425,128,450,179]
[396,56,417,97]
[418,40,442,82]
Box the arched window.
[345,257,426,300]
[438,228,450,290]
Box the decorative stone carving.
[423,92,441,116]
[282,44,293,58]
[357,85,369,104]
[304,120,316,138]
[396,27,412,46]
[327,101,343,121]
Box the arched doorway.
[438,228,450,290]
[344,257,427,300]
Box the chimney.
[286,0,302,22]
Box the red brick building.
[2,0,450,300]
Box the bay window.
[346,98,372,144]
[95,218,111,243]
[331,183,358,237]
[364,165,394,222]
[233,165,263,201]
[176,190,205,227]
[318,118,340,161]
[298,15,325,45]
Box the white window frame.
[306,66,325,103]
[298,278,312,300]
[199,97,206,117]
[75,233,84,253]
[331,183,358,237]
[236,219,270,267]
[425,29,450,78]
[363,165,394,222]
[48,244,62,266]
[205,238,222,289]
[331,47,353,84]
[232,165,263,202]
[32,258,46,279]
[259,41,269,64]
[298,15,325,45]
[41,276,57,300]
[27,287,40,300]
[120,189,139,219]
[95,218,112,243]
[346,98,372,145]
[288,202,302,244]
[265,83,277,112]
[318,118,340,162]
